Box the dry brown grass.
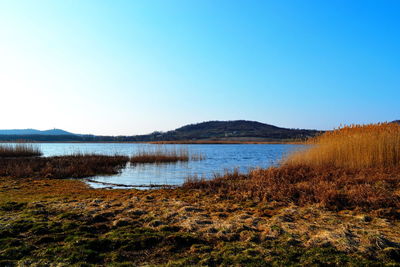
[183,123,400,213]
[184,165,400,212]
[0,154,129,179]
[285,123,400,169]
[131,146,204,164]
[0,143,42,158]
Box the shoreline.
[0,140,304,144]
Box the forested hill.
[0,120,321,142]
[150,120,320,141]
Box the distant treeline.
[0,131,319,142]
[0,133,210,142]
[0,135,152,142]
[0,120,322,142]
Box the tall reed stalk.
[131,145,204,163]
[0,143,42,158]
[183,123,400,210]
[285,123,400,169]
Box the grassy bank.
[1,177,399,266]
[184,165,400,213]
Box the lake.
[36,143,304,189]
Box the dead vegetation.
[183,165,400,213]
[1,177,399,266]
[0,143,42,158]
[0,154,129,179]
[286,122,400,168]
[183,123,400,213]
[130,146,204,164]
[0,144,205,181]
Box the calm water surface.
[36,143,304,189]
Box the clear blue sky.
[0,0,399,135]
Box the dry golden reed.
[184,123,400,212]
[131,145,204,164]
[0,143,42,158]
[0,154,129,179]
[285,122,400,169]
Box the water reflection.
[32,143,304,189]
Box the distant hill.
[0,129,75,136]
[3,120,399,142]
[0,121,321,142]
[147,120,320,141]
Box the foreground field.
[1,177,400,266]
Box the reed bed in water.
[0,143,42,158]
[0,154,129,179]
[183,123,400,212]
[131,146,204,164]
